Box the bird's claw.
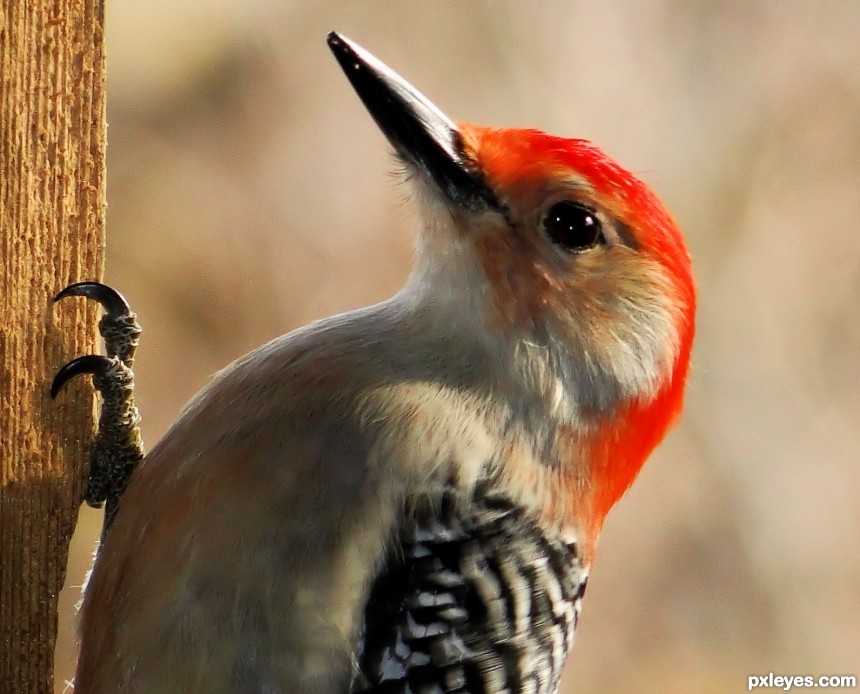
[50,354,115,399]
[52,282,145,528]
[54,281,132,319]
[54,281,141,366]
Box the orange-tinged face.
[461,124,694,306]
[455,125,696,539]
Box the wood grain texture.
[0,1,106,691]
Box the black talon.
[54,281,132,319]
[54,280,141,365]
[51,354,115,399]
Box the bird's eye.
[542,201,605,252]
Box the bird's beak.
[327,31,500,212]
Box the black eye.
[542,201,604,252]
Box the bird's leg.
[52,282,144,531]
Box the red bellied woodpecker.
[54,31,695,693]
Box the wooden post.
[0,1,106,691]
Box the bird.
[53,31,695,693]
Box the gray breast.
[355,482,588,693]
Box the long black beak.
[327,31,499,212]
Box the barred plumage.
[357,481,588,693]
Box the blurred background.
[55,2,860,692]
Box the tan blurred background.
[54,2,860,692]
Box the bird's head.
[329,33,695,552]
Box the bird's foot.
[52,282,145,528]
